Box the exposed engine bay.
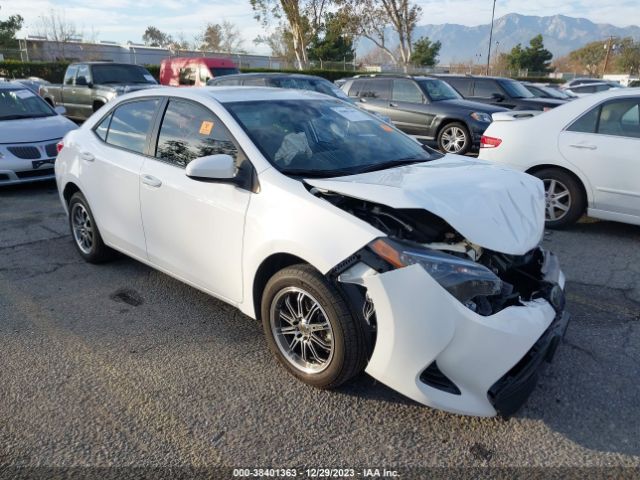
[314,189,563,318]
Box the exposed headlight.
[369,238,502,303]
[470,112,492,123]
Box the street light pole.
[486,0,497,75]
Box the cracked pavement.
[0,181,639,471]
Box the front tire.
[68,192,115,263]
[533,168,586,229]
[261,264,368,389]
[437,122,471,155]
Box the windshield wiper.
[352,157,430,174]
[279,167,359,178]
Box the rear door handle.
[141,174,162,188]
[569,144,597,150]
[80,151,95,162]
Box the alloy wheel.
[269,287,334,374]
[544,179,572,222]
[440,126,467,153]
[71,203,94,254]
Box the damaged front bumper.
[340,258,569,417]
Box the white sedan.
[0,82,77,185]
[480,88,640,228]
[55,87,568,417]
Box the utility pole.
[602,36,614,77]
[486,0,497,75]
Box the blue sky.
[2,0,639,54]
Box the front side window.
[76,64,92,85]
[179,68,197,86]
[392,80,424,103]
[64,66,78,86]
[105,99,159,153]
[156,99,239,168]
[598,99,640,138]
[224,99,441,178]
[500,80,534,98]
[95,113,112,141]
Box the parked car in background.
[480,89,640,228]
[0,82,77,185]
[630,80,640,88]
[208,73,351,101]
[562,78,621,89]
[435,74,567,111]
[160,57,238,87]
[40,62,158,121]
[564,82,621,98]
[14,77,51,93]
[339,75,508,154]
[55,87,568,417]
[522,82,575,100]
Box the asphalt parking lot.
[1,181,639,472]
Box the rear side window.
[392,79,423,103]
[473,79,502,98]
[95,113,112,141]
[445,77,472,96]
[347,80,365,97]
[358,79,391,100]
[598,99,640,138]
[567,106,600,134]
[155,99,239,168]
[104,99,159,154]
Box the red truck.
[159,57,239,87]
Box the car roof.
[212,72,325,81]
[120,86,333,103]
[0,81,29,90]
[434,74,513,81]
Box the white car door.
[559,96,640,220]
[84,98,161,259]
[139,98,251,303]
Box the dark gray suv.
[339,75,507,154]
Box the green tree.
[616,37,640,75]
[308,12,354,62]
[505,34,553,73]
[142,26,172,47]
[568,40,608,76]
[411,36,441,67]
[0,6,23,50]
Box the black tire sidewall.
[261,266,351,389]
[68,192,110,263]
[438,122,471,155]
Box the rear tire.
[261,264,368,389]
[68,192,115,263]
[437,122,471,155]
[532,168,586,229]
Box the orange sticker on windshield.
[380,124,394,132]
[199,121,214,135]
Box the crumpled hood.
[0,115,77,144]
[306,156,545,255]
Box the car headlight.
[369,238,502,303]
[470,112,492,123]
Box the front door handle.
[141,174,162,188]
[80,151,95,162]
[569,144,597,150]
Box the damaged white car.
[55,87,569,417]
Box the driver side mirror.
[186,154,236,182]
[491,92,505,102]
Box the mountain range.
[356,13,640,65]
